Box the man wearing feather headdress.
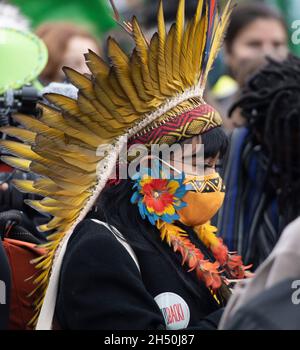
[0,0,251,330]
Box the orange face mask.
[177,172,225,227]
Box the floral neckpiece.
[130,163,252,296]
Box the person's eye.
[273,41,285,49]
[247,41,262,48]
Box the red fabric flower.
[142,179,174,214]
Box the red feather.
[208,0,217,33]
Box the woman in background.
[36,22,101,84]
[214,2,288,131]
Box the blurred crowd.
[0,0,300,331]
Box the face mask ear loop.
[154,156,183,175]
[156,157,204,183]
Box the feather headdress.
[1,0,234,327]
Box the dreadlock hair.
[230,55,300,226]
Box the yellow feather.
[30,162,93,193]
[193,3,209,84]
[84,49,109,79]
[64,115,110,146]
[1,156,31,172]
[204,1,233,84]
[173,0,185,84]
[76,94,123,136]
[92,84,132,125]
[24,199,80,218]
[34,134,100,163]
[37,217,65,232]
[94,74,127,107]
[45,93,112,142]
[68,80,126,127]
[40,198,81,209]
[131,49,153,102]
[12,179,48,196]
[40,193,89,208]
[30,158,95,186]
[44,93,79,114]
[44,178,90,194]
[165,24,174,80]
[33,270,49,286]
[165,24,183,90]
[0,126,36,145]
[107,37,148,113]
[38,219,73,234]
[62,67,94,100]
[132,16,158,97]
[40,104,107,147]
[148,33,161,96]
[60,154,97,172]
[94,100,125,128]
[86,48,149,123]
[183,0,204,86]
[83,51,135,125]
[33,178,72,194]
[32,148,96,174]
[179,21,193,86]
[0,140,39,160]
[35,255,56,270]
[101,71,139,122]
[41,107,100,148]
[108,69,127,99]
[194,0,204,24]
[157,0,170,96]
[12,113,50,134]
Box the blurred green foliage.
[10,0,116,37]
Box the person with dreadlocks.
[218,55,300,330]
[0,0,250,330]
[217,54,300,271]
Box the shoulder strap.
[91,219,140,273]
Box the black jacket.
[55,219,224,330]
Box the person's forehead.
[66,36,99,55]
[237,18,287,41]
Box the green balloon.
[0,28,48,94]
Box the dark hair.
[142,0,199,28]
[230,55,300,225]
[92,126,228,248]
[225,2,287,53]
[202,127,228,159]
